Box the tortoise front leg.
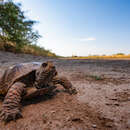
[23,86,56,100]
[52,76,77,94]
[0,82,26,123]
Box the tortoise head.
[34,61,57,89]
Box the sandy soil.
[0,51,130,130]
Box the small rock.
[105,103,112,105]
[92,124,97,128]
[105,122,113,127]
[110,98,117,101]
[128,97,130,101]
[50,111,56,114]
[114,103,119,106]
[126,119,130,128]
[42,115,48,123]
[71,118,82,122]
[65,108,70,111]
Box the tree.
[0,1,40,49]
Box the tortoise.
[0,61,76,122]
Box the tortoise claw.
[66,88,78,95]
[0,108,23,123]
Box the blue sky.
[14,0,130,56]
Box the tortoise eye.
[42,63,48,68]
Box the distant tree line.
[0,0,40,50]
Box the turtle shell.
[0,62,42,95]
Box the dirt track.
[0,51,130,130]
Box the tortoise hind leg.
[0,82,26,123]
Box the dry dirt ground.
[0,51,130,130]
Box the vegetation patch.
[0,37,57,57]
[68,53,130,59]
[86,74,104,81]
[0,1,57,57]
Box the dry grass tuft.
[68,54,130,59]
[0,37,57,57]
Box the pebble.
[92,124,97,128]
[114,103,120,106]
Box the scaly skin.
[23,86,57,100]
[52,76,77,94]
[0,82,25,122]
[0,83,57,122]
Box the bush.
[0,1,40,48]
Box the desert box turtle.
[0,61,76,122]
